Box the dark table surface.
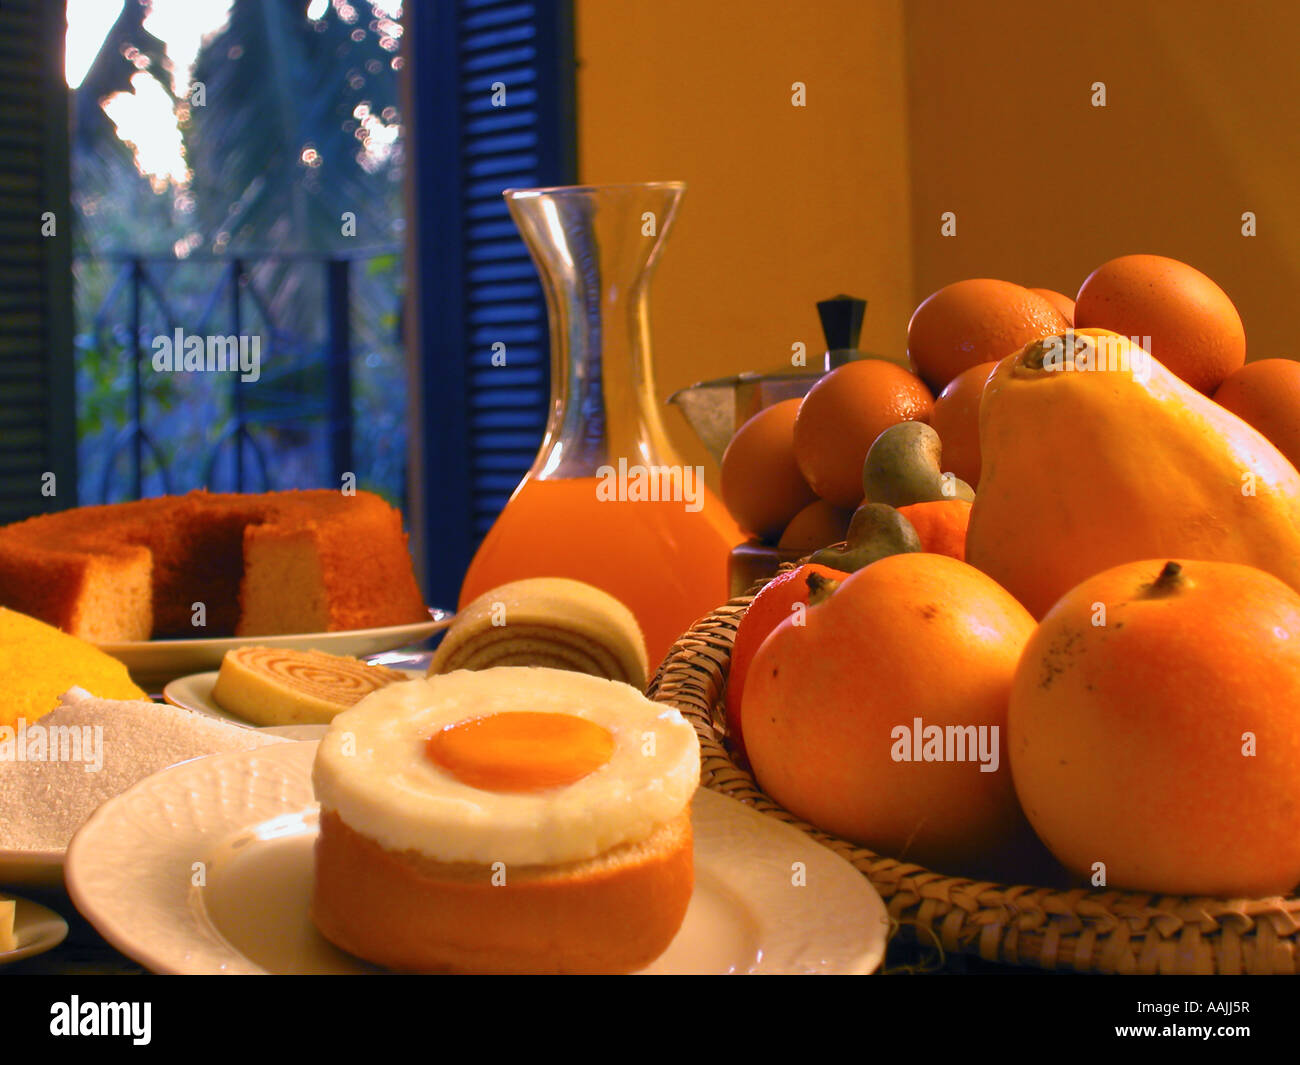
[2,876,1051,976]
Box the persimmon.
[725,563,848,760]
[1009,558,1300,898]
[743,553,1042,879]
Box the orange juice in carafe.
[459,475,740,667]
[457,183,741,667]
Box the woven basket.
[647,575,1300,975]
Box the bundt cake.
[0,490,429,642]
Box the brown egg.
[778,499,856,554]
[720,398,818,542]
[1074,254,1245,394]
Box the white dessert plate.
[95,610,454,688]
[163,670,426,729]
[66,741,890,975]
[0,894,69,965]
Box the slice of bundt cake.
[236,491,429,636]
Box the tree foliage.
[74,0,403,254]
[71,0,408,505]
[187,0,403,253]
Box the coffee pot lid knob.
[817,294,867,353]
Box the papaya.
[967,328,1300,618]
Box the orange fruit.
[777,499,855,554]
[1009,558,1300,897]
[720,399,817,541]
[928,360,998,489]
[744,553,1041,879]
[1212,359,1300,471]
[907,279,1068,393]
[792,360,933,508]
[725,563,848,760]
[1074,253,1246,394]
[1028,287,1075,326]
[895,500,971,561]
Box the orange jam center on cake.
[426,711,616,793]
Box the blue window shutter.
[0,0,77,522]
[405,0,576,609]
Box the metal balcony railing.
[73,247,406,507]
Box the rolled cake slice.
[427,577,648,690]
[211,646,408,726]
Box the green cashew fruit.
[862,421,975,507]
[808,502,922,573]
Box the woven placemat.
[647,578,1300,975]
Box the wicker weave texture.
[647,582,1300,975]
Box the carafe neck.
[505,183,685,478]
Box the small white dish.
[163,670,425,729]
[0,894,69,965]
[96,611,453,688]
[66,741,890,974]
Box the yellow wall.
[905,0,1299,362]
[575,0,913,471]
[578,0,1300,440]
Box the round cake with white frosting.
[310,666,700,973]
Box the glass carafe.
[457,182,742,667]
